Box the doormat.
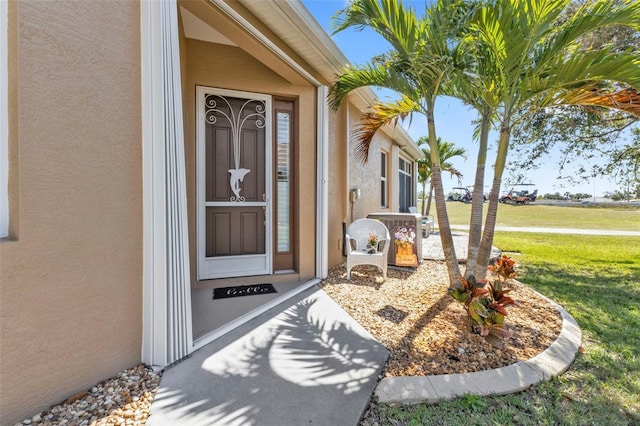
[213,284,277,300]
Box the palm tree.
[416,137,467,216]
[329,0,640,286]
[465,0,640,279]
[446,16,502,278]
[329,0,467,285]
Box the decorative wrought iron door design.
[197,87,272,279]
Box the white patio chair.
[409,206,434,238]
[345,218,390,281]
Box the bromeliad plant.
[489,254,518,284]
[449,259,516,338]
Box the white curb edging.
[375,299,582,404]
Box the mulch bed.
[320,261,563,377]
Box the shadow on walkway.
[148,287,388,426]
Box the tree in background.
[509,111,639,197]
[416,137,466,216]
[506,0,639,204]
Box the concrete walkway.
[148,287,388,426]
[422,231,501,262]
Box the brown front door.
[197,87,272,279]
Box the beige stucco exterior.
[0,1,143,424]
[0,1,422,423]
[326,104,350,269]
[348,102,396,220]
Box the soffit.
[238,0,347,83]
[180,7,235,46]
[179,0,311,85]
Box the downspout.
[344,104,350,257]
[316,85,329,279]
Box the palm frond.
[441,162,463,180]
[416,137,466,184]
[531,0,640,86]
[353,96,421,164]
[550,0,640,54]
[332,0,421,56]
[328,61,420,111]
[329,63,388,111]
[553,87,640,118]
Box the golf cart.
[499,184,538,205]
[447,187,472,203]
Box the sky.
[301,0,620,197]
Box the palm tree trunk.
[421,180,427,216]
[465,111,490,278]
[475,122,510,279]
[431,165,461,285]
[426,180,434,216]
[426,110,461,286]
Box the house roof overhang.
[182,0,423,161]
[239,0,424,161]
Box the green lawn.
[365,229,640,425]
[419,201,640,231]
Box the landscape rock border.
[374,292,582,404]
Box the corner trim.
[0,0,9,238]
[316,86,329,279]
[141,0,193,368]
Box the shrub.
[449,257,517,338]
[488,254,518,284]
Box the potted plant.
[367,232,379,253]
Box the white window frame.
[399,156,413,211]
[1,0,9,238]
[381,151,388,208]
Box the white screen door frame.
[196,86,273,280]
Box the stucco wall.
[0,2,142,424]
[348,103,395,221]
[182,38,317,282]
[326,105,348,269]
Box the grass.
[365,225,640,424]
[419,201,640,231]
